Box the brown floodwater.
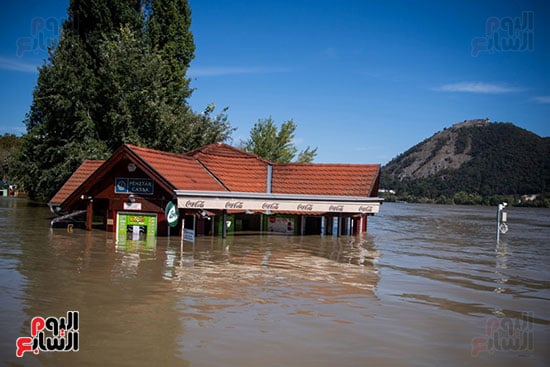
[1,197,549,366]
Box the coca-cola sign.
[225,201,244,209]
[296,203,313,211]
[328,205,344,212]
[262,202,279,210]
[185,200,205,208]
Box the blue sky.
[1,1,549,164]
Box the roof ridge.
[125,144,193,160]
[187,143,272,163]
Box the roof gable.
[49,160,104,205]
[188,143,269,192]
[127,145,226,191]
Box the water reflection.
[17,226,186,366]
[169,235,379,299]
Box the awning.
[175,190,383,215]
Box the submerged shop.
[49,143,383,244]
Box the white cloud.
[436,82,522,94]
[0,56,38,73]
[532,96,550,104]
[188,66,289,77]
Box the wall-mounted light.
[80,194,93,202]
[128,194,136,203]
[127,163,136,172]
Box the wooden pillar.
[85,199,93,231]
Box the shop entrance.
[116,212,157,245]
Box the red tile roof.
[272,163,380,196]
[50,143,381,207]
[188,144,268,192]
[49,160,104,204]
[127,145,226,191]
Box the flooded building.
[49,143,383,242]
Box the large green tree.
[240,117,317,163]
[16,0,233,202]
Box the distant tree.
[15,0,233,202]
[240,118,317,163]
[0,134,22,183]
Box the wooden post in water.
[85,199,93,231]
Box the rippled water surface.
[1,198,549,366]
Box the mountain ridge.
[380,119,550,205]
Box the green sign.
[117,213,157,242]
[165,202,179,227]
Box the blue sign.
[115,178,154,195]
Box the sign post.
[165,201,179,239]
[496,202,508,244]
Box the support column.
[320,216,326,236]
[180,210,185,246]
[355,215,367,236]
[85,199,93,231]
[346,217,352,236]
[357,214,368,234]
[300,215,306,236]
[211,215,215,236]
[222,210,227,239]
[332,216,340,237]
[260,214,263,234]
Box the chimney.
[266,164,273,193]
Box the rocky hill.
[381,120,550,205]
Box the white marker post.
[496,202,508,244]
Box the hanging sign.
[115,177,154,195]
[165,201,179,227]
